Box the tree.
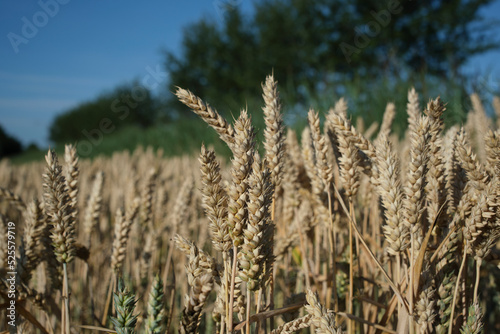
[49,81,157,144]
[0,124,23,158]
[165,5,262,115]
[164,0,499,115]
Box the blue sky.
[1,0,499,147]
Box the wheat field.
[1,75,500,334]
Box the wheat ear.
[308,109,333,189]
[110,278,138,334]
[175,87,235,147]
[43,149,75,264]
[199,144,231,252]
[270,314,313,334]
[424,98,447,230]
[406,87,420,136]
[82,171,104,249]
[460,303,484,334]
[239,153,274,290]
[145,274,166,334]
[227,109,255,246]
[179,246,215,334]
[305,289,343,334]
[403,115,431,252]
[18,198,46,282]
[375,136,408,255]
[375,102,396,144]
[111,198,140,274]
[262,73,285,187]
[455,128,489,191]
[484,130,500,178]
[64,144,79,221]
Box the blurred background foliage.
[48,81,157,143]
[0,124,23,159]
[4,0,500,161]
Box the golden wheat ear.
[262,73,285,188]
[43,149,76,264]
[175,87,235,147]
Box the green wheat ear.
[110,278,138,334]
[145,274,166,334]
[460,303,484,334]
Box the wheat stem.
[473,258,482,305]
[449,248,467,334]
[228,246,238,333]
[348,199,355,334]
[62,262,70,334]
[326,188,339,319]
[246,286,251,334]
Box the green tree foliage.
[165,0,499,115]
[165,6,261,114]
[49,81,157,144]
[0,124,23,158]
